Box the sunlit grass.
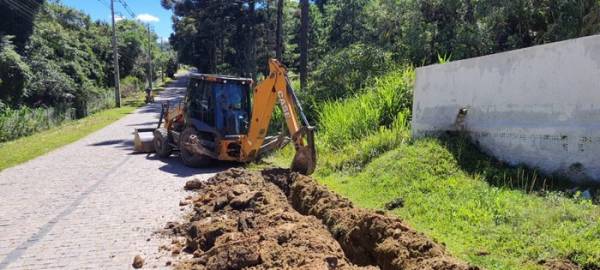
[315,138,599,269]
[0,75,177,171]
[0,98,144,171]
[0,90,115,143]
[318,68,414,148]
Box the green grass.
[319,68,414,148]
[0,99,143,171]
[0,90,115,143]
[323,140,599,269]
[268,136,600,270]
[264,67,600,270]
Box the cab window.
[187,78,214,125]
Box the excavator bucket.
[291,127,317,175]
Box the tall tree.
[0,36,31,106]
[0,0,43,51]
[165,0,270,77]
[276,0,284,61]
[299,0,309,91]
[247,0,257,78]
[325,0,370,49]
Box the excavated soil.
[540,260,581,270]
[161,168,478,270]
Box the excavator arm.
[241,59,316,175]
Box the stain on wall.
[412,35,600,184]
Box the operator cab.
[186,74,252,136]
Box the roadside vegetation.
[0,1,177,143]
[0,73,176,171]
[0,98,143,171]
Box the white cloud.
[115,15,125,22]
[136,13,160,23]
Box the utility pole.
[299,0,309,91]
[160,38,164,82]
[146,24,154,91]
[110,0,121,107]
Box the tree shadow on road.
[89,139,133,147]
[88,139,135,152]
[147,154,232,178]
[127,121,158,127]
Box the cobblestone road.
[0,75,220,269]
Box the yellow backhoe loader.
[134,59,316,175]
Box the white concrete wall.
[412,35,600,184]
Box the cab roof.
[190,73,253,85]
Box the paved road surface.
[0,75,220,269]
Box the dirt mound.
[161,168,478,270]
[164,168,373,269]
[262,168,478,270]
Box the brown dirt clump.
[132,255,144,269]
[164,168,374,270]
[184,179,204,191]
[541,259,581,270]
[261,168,479,270]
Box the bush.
[121,76,143,98]
[0,88,113,142]
[86,89,115,115]
[0,36,31,106]
[318,68,414,148]
[310,43,393,101]
[0,105,75,142]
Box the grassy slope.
[320,140,599,269]
[265,68,600,269]
[0,100,143,171]
[269,139,600,269]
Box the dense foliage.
[162,0,279,77]
[0,37,32,107]
[0,1,176,142]
[319,68,413,149]
[165,0,600,102]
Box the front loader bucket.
[291,127,317,175]
[133,128,156,153]
[133,102,168,154]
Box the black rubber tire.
[180,127,212,168]
[153,128,172,158]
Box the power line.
[95,0,111,10]
[95,0,146,67]
[18,0,38,11]
[4,0,36,18]
[117,0,136,19]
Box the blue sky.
[60,0,174,40]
